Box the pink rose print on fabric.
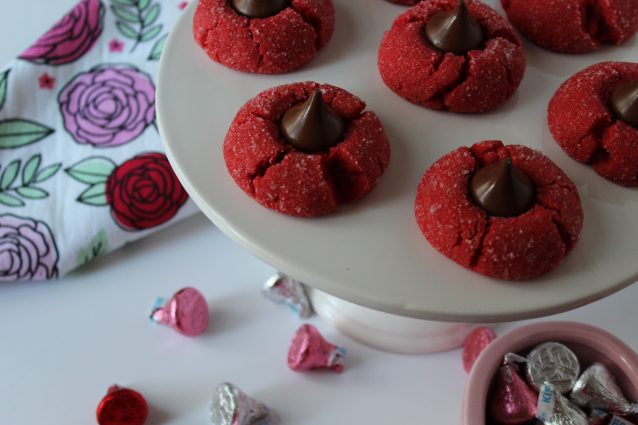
[20,0,104,66]
[58,64,156,148]
[0,214,59,281]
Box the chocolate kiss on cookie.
[610,81,638,128]
[231,0,288,19]
[470,158,535,217]
[281,90,345,153]
[425,0,484,55]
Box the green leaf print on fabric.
[66,157,116,206]
[148,33,167,60]
[66,157,116,185]
[0,154,61,207]
[111,0,163,52]
[0,69,9,111]
[78,183,108,206]
[0,119,54,149]
[76,229,110,266]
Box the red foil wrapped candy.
[96,385,148,425]
[288,324,346,373]
[150,287,208,336]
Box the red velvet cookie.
[415,140,583,280]
[193,0,335,74]
[548,62,638,186]
[501,0,638,53]
[224,82,391,217]
[378,0,526,113]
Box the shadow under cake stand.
[157,0,638,353]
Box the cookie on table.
[501,0,638,53]
[415,140,583,280]
[193,0,335,74]
[549,62,638,186]
[378,0,526,113]
[224,82,391,217]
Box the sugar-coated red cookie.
[378,0,526,113]
[193,0,335,74]
[548,62,638,186]
[415,140,583,280]
[224,82,391,217]
[501,0,638,53]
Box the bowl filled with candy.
[463,322,638,425]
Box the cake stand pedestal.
[309,288,476,354]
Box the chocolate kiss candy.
[570,362,638,416]
[525,342,580,394]
[210,383,270,425]
[262,272,314,318]
[288,324,346,373]
[96,385,148,425]
[536,383,589,425]
[281,89,345,153]
[231,0,288,19]
[150,287,209,336]
[610,81,638,128]
[470,158,535,217]
[489,364,538,425]
[424,0,484,55]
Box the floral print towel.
[0,0,197,282]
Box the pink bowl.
[462,321,638,425]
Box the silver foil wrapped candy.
[262,273,313,318]
[536,383,589,425]
[210,383,271,425]
[506,342,580,394]
[570,362,638,416]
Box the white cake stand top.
[157,0,638,322]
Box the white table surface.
[0,2,636,425]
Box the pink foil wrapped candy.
[288,324,346,373]
[150,287,208,336]
[463,327,497,373]
[489,363,538,425]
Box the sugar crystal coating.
[193,0,335,74]
[415,140,583,280]
[501,0,638,53]
[548,61,638,186]
[378,0,526,113]
[224,82,391,217]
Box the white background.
[0,1,637,424]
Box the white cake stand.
[157,0,638,353]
